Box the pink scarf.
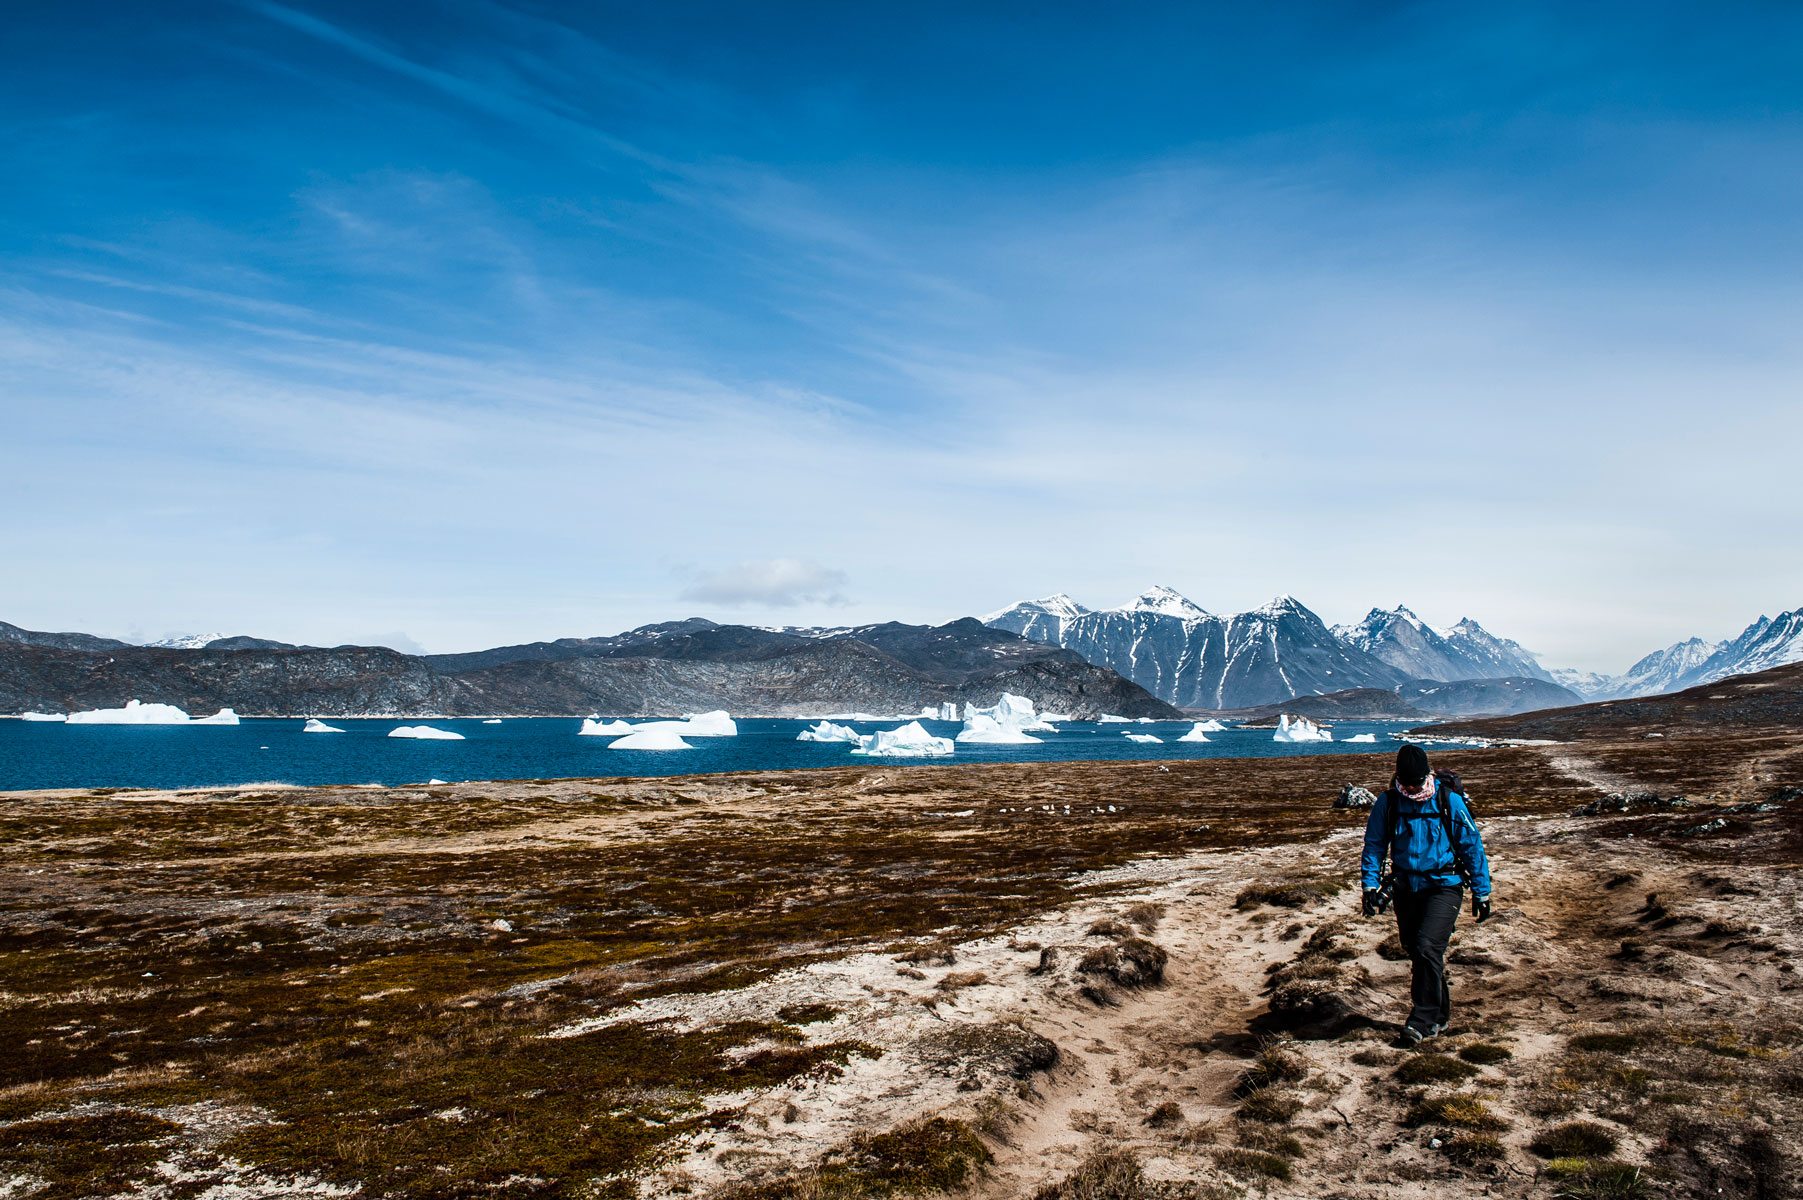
[1393,774,1436,803]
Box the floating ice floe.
[303,718,346,734]
[1193,718,1228,732]
[192,708,240,726]
[955,714,1043,744]
[428,778,449,785]
[851,721,955,757]
[1176,724,1212,743]
[797,720,861,744]
[1097,715,1131,723]
[67,699,192,725]
[482,718,503,724]
[20,711,66,722]
[389,725,465,740]
[911,702,960,721]
[1344,733,1378,743]
[1273,714,1332,743]
[609,728,692,751]
[1123,732,1163,744]
[579,719,637,737]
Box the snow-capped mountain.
[1549,667,1617,701]
[1686,608,1803,687]
[147,632,230,650]
[1608,637,1721,699]
[981,593,1094,643]
[985,587,1409,709]
[1332,607,1550,683]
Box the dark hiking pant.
[1394,884,1462,1032]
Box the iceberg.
[1123,732,1163,744]
[482,718,503,724]
[303,718,346,734]
[797,720,861,744]
[1176,724,1212,743]
[609,728,692,751]
[912,702,960,721]
[67,699,192,725]
[579,718,639,737]
[192,708,241,726]
[1097,714,1131,723]
[851,721,955,758]
[955,714,1043,744]
[1193,718,1227,732]
[1273,714,1332,743]
[20,711,66,722]
[389,725,465,740]
[1344,733,1378,743]
[580,711,737,739]
[962,693,1056,734]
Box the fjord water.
[0,718,1461,792]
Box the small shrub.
[1144,1101,1183,1128]
[1237,1090,1302,1124]
[896,941,956,966]
[1404,1093,1508,1130]
[1076,938,1168,989]
[1087,918,1134,938]
[1552,1163,1647,1199]
[1570,1032,1640,1054]
[1233,875,1341,911]
[1442,1131,1505,1165]
[1234,1039,1308,1096]
[1395,1054,1480,1085]
[829,1116,991,1191]
[1530,1121,1618,1159]
[936,971,989,993]
[1031,1148,1147,1200]
[1459,1043,1514,1066]
[1236,1124,1304,1158]
[776,1003,839,1026]
[1124,902,1165,932]
[1216,1148,1291,1181]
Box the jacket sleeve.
[1360,793,1389,891]
[1448,792,1492,897]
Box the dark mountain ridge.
[0,617,1178,720]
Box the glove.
[1473,895,1492,923]
[1362,889,1380,918]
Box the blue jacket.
[1361,786,1492,897]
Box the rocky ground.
[1,731,1798,1199]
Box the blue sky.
[3,1,1801,670]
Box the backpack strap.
[1436,781,1475,888]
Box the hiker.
[1360,743,1493,1046]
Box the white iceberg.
[1193,718,1228,732]
[1097,714,1131,723]
[389,725,465,740]
[579,718,639,737]
[962,693,1056,733]
[1124,732,1163,744]
[580,711,737,739]
[1176,724,1212,743]
[955,714,1043,744]
[609,728,693,751]
[192,708,240,726]
[20,711,66,722]
[797,720,861,744]
[852,721,955,758]
[1273,714,1332,743]
[67,699,192,725]
[303,718,346,733]
[482,718,503,724]
[1344,733,1378,743]
[428,778,449,785]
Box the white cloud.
[678,559,850,609]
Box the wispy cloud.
[678,559,851,609]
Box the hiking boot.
[1395,1025,1429,1048]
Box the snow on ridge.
[1114,585,1212,620]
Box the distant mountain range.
[0,617,1177,720]
[984,588,1803,712]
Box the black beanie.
[1396,744,1431,788]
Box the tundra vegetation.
[0,728,1799,1198]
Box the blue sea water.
[0,717,1464,792]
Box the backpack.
[1387,769,1475,888]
